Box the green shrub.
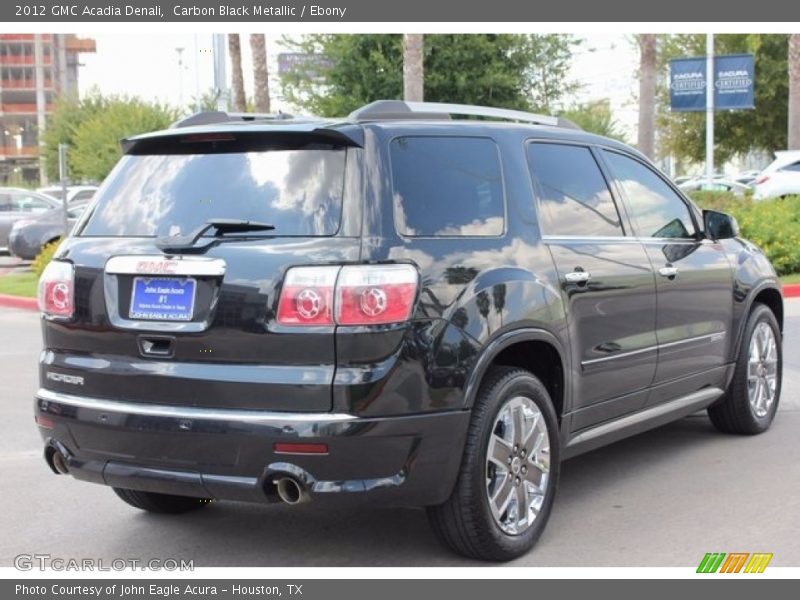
[689,192,800,275]
[31,239,62,279]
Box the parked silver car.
[0,188,60,254]
[9,202,88,260]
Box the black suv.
[35,100,783,561]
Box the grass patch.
[779,273,800,285]
[0,272,38,297]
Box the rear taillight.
[276,266,337,326]
[755,174,770,185]
[37,260,74,319]
[276,264,418,327]
[336,265,418,325]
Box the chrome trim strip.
[105,255,226,277]
[581,332,727,367]
[581,345,658,366]
[36,388,355,423]
[567,387,724,447]
[542,235,702,245]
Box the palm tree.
[228,34,246,112]
[789,34,800,150]
[403,34,424,102]
[637,34,657,160]
[250,34,270,113]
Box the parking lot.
[0,302,798,567]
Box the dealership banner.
[670,54,755,112]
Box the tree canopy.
[280,34,581,116]
[43,92,177,182]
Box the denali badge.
[46,372,84,386]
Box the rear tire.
[113,488,212,514]
[427,366,560,561]
[708,303,781,435]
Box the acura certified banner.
[670,54,755,112]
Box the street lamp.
[175,47,185,109]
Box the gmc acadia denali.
[34,100,783,561]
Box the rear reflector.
[35,415,55,429]
[37,260,74,319]
[273,442,329,455]
[755,175,770,185]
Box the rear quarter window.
[390,136,505,237]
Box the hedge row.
[690,192,800,276]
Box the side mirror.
[703,209,740,240]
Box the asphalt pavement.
[0,303,798,567]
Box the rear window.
[80,148,346,237]
[390,136,504,237]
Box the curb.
[783,284,800,298]
[0,293,38,311]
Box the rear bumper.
[35,388,471,507]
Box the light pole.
[175,47,185,110]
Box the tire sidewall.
[738,304,782,429]
[470,371,561,558]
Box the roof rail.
[348,100,581,129]
[171,111,296,128]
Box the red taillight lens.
[755,175,770,185]
[276,266,338,326]
[336,265,418,325]
[276,264,419,327]
[37,260,74,319]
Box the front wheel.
[708,303,782,434]
[427,367,560,561]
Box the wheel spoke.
[524,457,548,492]
[488,434,513,469]
[489,475,515,521]
[511,403,525,448]
[748,359,760,381]
[515,480,529,523]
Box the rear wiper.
[155,218,275,254]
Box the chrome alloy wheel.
[748,322,779,418]
[485,396,550,535]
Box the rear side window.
[390,136,504,237]
[81,148,346,237]
[780,161,800,172]
[527,142,623,237]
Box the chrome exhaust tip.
[46,446,70,475]
[274,477,309,505]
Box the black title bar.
[2,0,798,22]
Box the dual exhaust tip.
[46,443,309,506]
[273,476,309,505]
[45,444,70,475]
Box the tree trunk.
[228,34,246,112]
[637,34,657,160]
[789,34,800,150]
[403,34,424,102]
[250,34,270,113]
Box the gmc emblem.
[135,260,177,274]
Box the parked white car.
[753,151,800,200]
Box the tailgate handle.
[138,336,175,358]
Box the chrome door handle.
[659,266,679,278]
[565,270,591,283]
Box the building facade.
[0,34,95,185]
